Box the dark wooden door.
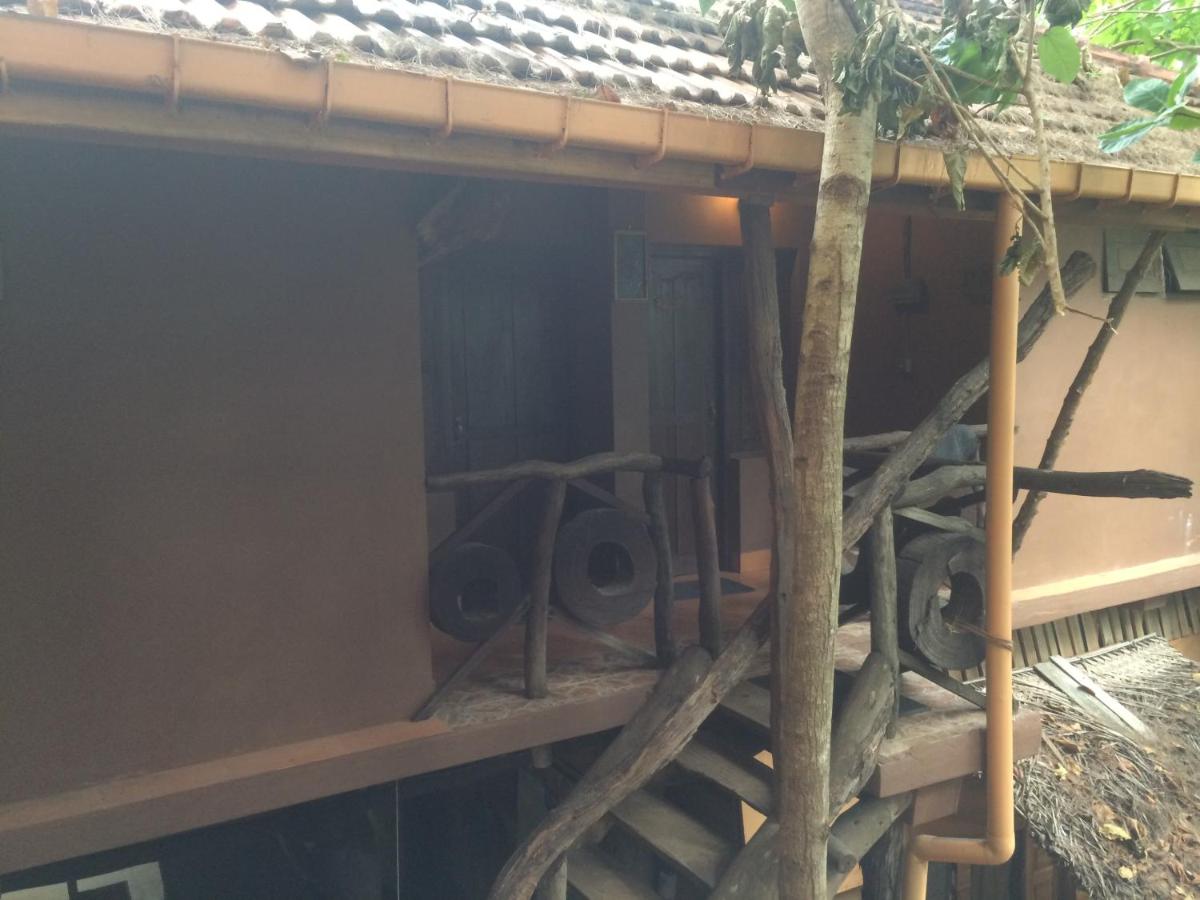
[422,247,572,566]
[648,252,721,567]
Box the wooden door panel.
[649,253,721,568]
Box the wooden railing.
[416,451,723,719]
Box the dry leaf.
[1101,822,1133,841]
[1054,764,1069,780]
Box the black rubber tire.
[552,508,656,628]
[429,542,523,642]
[896,532,987,670]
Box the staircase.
[544,678,777,898]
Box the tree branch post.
[778,12,879,887]
[1011,230,1168,552]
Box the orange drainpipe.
[902,196,1021,898]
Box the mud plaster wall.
[0,139,433,804]
[1012,224,1200,591]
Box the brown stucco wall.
[0,140,433,804]
[645,194,1199,609]
[1012,224,1200,600]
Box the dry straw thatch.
[1014,636,1200,899]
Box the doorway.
[648,251,722,570]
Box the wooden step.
[675,738,772,814]
[612,790,735,889]
[718,680,771,736]
[566,847,660,900]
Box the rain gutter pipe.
[1,17,1199,207]
[902,197,1022,899]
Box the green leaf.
[699,0,717,14]
[777,0,796,13]
[1167,55,1200,106]
[1098,114,1169,153]
[1193,149,1200,162]
[1168,106,1200,129]
[1124,77,1170,112]
[943,150,968,211]
[1038,26,1081,83]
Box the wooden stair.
[566,847,661,900]
[555,680,775,898]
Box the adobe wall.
[645,194,1200,613]
[0,139,433,803]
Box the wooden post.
[526,479,567,699]
[861,816,906,900]
[691,464,723,655]
[642,471,676,666]
[867,510,900,736]
[487,253,1096,900]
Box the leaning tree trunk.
[781,0,879,894]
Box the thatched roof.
[2,0,1196,174]
[1014,636,1200,899]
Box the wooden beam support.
[868,511,900,735]
[691,468,724,655]
[643,471,677,667]
[525,480,568,699]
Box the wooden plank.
[719,681,772,736]
[612,790,735,889]
[1079,611,1100,651]
[1184,589,1200,633]
[643,471,677,666]
[1075,619,1094,652]
[551,610,658,667]
[414,598,530,720]
[1012,629,1029,670]
[428,478,529,567]
[893,506,985,542]
[691,471,724,655]
[868,511,901,733]
[1036,656,1148,739]
[1052,618,1075,658]
[525,480,568,698]
[675,738,773,815]
[566,847,660,900]
[567,477,649,523]
[1168,595,1188,639]
[898,650,986,710]
[1127,603,1146,638]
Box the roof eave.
[2,14,1199,217]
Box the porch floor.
[428,569,1042,803]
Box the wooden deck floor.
[0,571,1040,874]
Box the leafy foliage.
[1087,0,1200,153]
[1038,25,1083,81]
[1089,0,1200,67]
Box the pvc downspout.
[0,16,1199,207]
[902,197,1021,899]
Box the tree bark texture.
[867,511,900,735]
[1010,230,1168,552]
[643,471,677,665]
[894,464,1191,509]
[779,1,879,885]
[861,812,906,900]
[484,222,1096,900]
[525,479,567,698]
[738,199,798,777]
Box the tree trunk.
[1010,230,1167,552]
[780,0,879,888]
[738,198,798,777]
